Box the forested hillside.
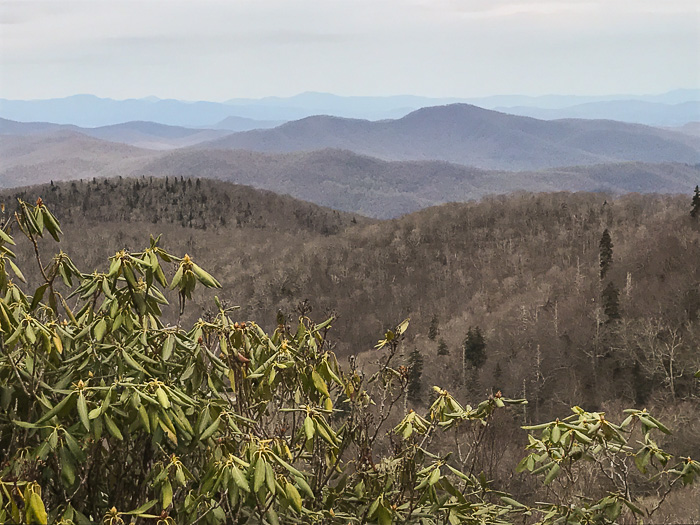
[2,179,700,522]
[4,179,699,417]
[6,177,361,235]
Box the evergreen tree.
[437,338,449,356]
[407,348,424,402]
[462,326,487,369]
[602,281,621,322]
[428,314,439,341]
[691,185,700,218]
[599,229,613,279]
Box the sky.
[0,0,698,101]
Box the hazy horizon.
[2,88,700,104]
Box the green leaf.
[191,262,221,288]
[638,415,658,430]
[623,499,644,515]
[294,475,314,499]
[428,467,441,486]
[647,416,671,434]
[515,455,531,473]
[103,413,123,441]
[63,431,86,462]
[162,334,174,361]
[161,479,173,509]
[121,350,148,374]
[270,453,304,477]
[199,416,220,441]
[267,507,280,525]
[169,265,184,289]
[12,420,42,429]
[94,319,107,342]
[304,415,315,441]
[30,284,49,311]
[312,370,330,397]
[446,464,472,482]
[138,405,151,432]
[377,506,392,525]
[254,458,267,493]
[396,318,410,335]
[286,481,303,513]
[77,392,90,432]
[124,500,158,516]
[36,392,75,424]
[0,228,16,246]
[544,462,560,485]
[26,492,47,525]
[551,424,561,443]
[501,496,527,508]
[231,464,250,492]
[8,259,25,282]
[60,446,76,487]
[635,450,650,474]
[155,387,170,409]
[266,463,276,496]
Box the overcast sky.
[1,0,698,100]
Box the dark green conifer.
[428,314,439,341]
[462,326,487,369]
[602,281,621,322]
[691,185,700,218]
[437,338,449,356]
[599,229,613,279]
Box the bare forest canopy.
[3,179,700,422]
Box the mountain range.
[1,89,698,127]
[497,100,700,127]
[0,118,232,150]
[2,102,698,218]
[2,134,698,219]
[196,104,700,170]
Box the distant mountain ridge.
[195,104,700,170]
[211,116,284,132]
[497,100,700,127]
[1,89,698,127]
[0,117,233,150]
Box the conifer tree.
[691,185,700,218]
[602,281,621,322]
[462,326,487,369]
[428,314,439,341]
[407,348,424,402]
[599,229,613,279]
[437,338,449,356]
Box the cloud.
[0,0,697,99]
[410,0,699,18]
